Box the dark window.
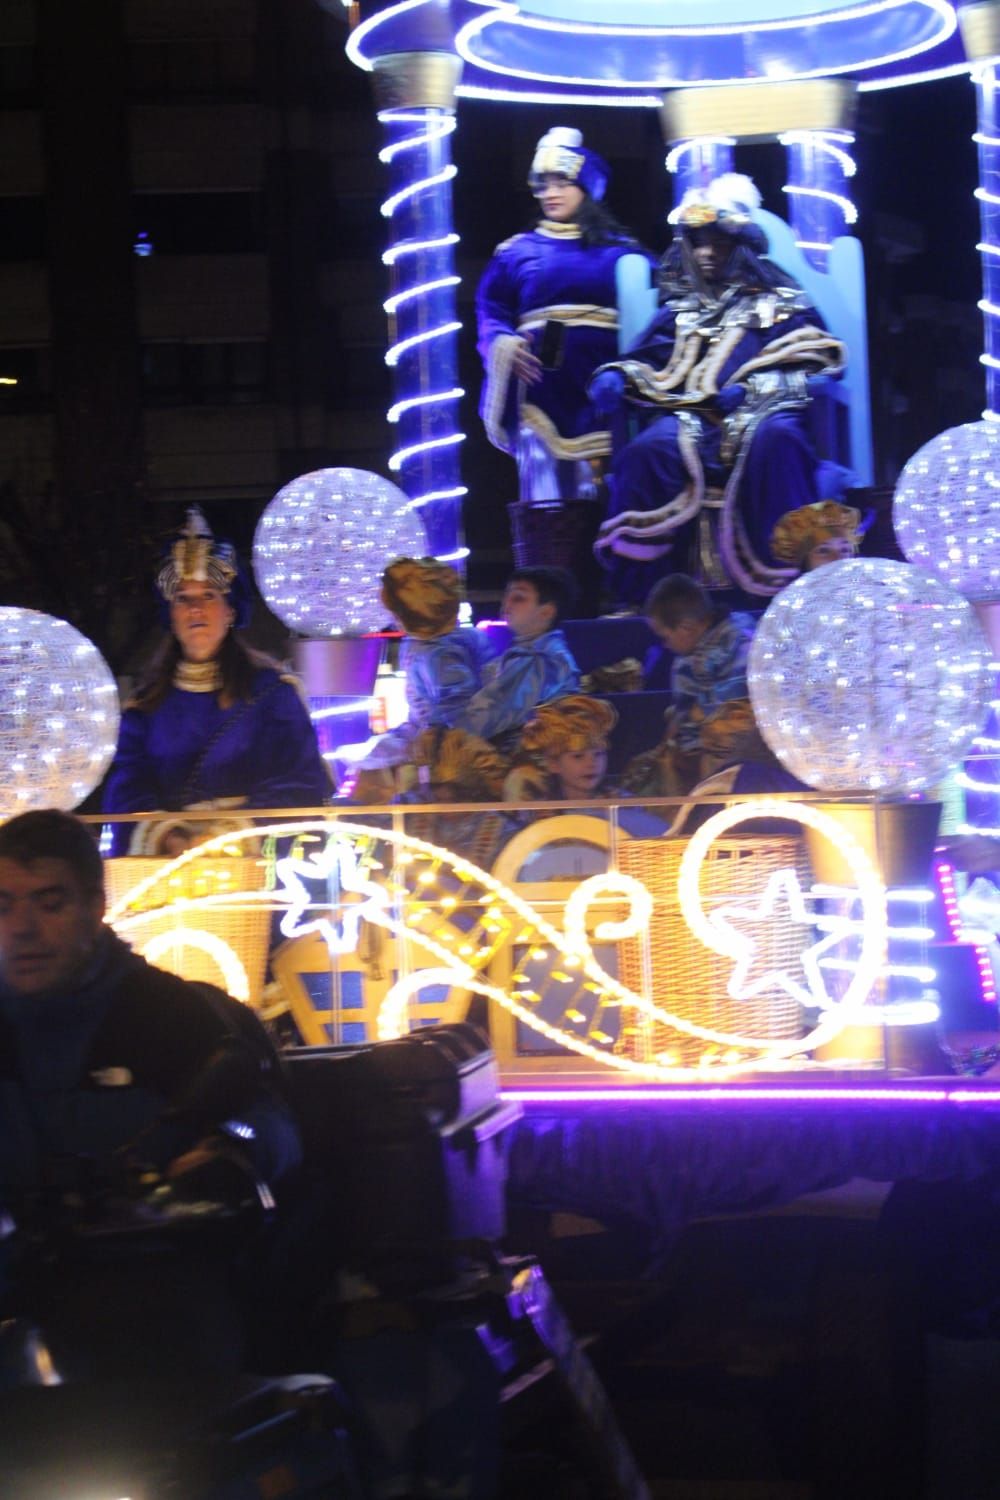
[141,342,185,401]
[0,46,39,104]
[140,341,269,405]
[167,38,217,93]
[126,37,255,99]
[0,198,45,261]
[228,341,266,396]
[132,192,265,254]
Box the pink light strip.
[936,859,996,1006]
[502,1087,1000,1105]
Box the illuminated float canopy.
[343,0,971,105]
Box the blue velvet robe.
[597,280,845,603]
[103,667,330,854]
[477,225,652,498]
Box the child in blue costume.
[385,570,580,873]
[621,574,774,798]
[477,126,653,503]
[350,557,495,802]
[461,566,581,757]
[103,508,329,854]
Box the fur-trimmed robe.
[595,278,845,602]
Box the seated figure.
[350,557,495,804]
[504,694,619,802]
[769,500,863,575]
[621,575,775,798]
[103,507,330,855]
[591,174,846,608]
[370,566,580,816]
[460,565,581,756]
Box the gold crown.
[156,507,238,600]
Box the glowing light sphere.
[0,608,119,815]
[252,468,426,635]
[893,421,1000,601]
[748,559,993,795]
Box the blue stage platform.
[504,1079,1000,1261]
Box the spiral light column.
[664,136,735,208]
[373,52,467,565]
[780,129,858,271]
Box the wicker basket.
[616,836,812,1066]
[507,501,603,607]
[106,856,271,1009]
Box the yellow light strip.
[140,927,251,1002]
[677,800,887,1049]
[105,808,890,1075]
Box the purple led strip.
[502,1086,1000,1105]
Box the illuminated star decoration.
[707,867,855,1011]
[275,837,390,955]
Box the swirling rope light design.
[379,108,467,562]
[104,805,959,1077]
[780,131,858,268]
[972,66,1000,420]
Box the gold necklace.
[537,219,581,239]
[174,658,221,693]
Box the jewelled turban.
[156,506,250,627]
[528,127,609,203]
[521,694,618,759]
[381,557,462,639]
[769,501,862,568]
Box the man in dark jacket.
[0,808,301,1375]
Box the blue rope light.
[379,107,467,562]
[665,136,735,208]
[780,130,858,271]
[973,64,1000,422]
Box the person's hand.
[713,383,747,416]
[590,368,626,416]
[166,1138,263,1210]
[511,338,543,386]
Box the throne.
[613,209,873,582]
